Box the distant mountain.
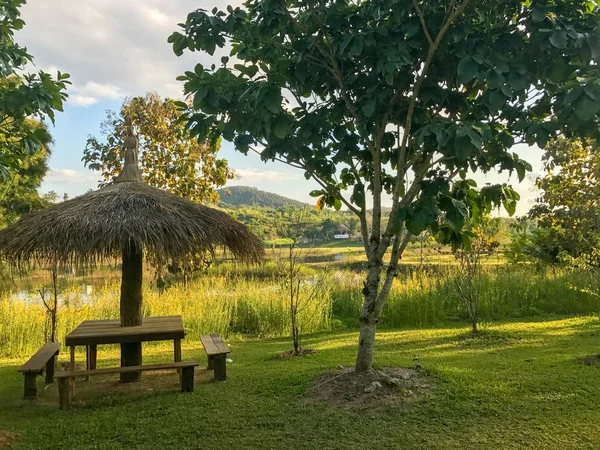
[217,186,308,209]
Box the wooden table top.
[65,316,185,346]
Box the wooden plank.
[210,334,231,354]
[19,342,61,373]
[65,316,185,346]
[200,335,221,356]
[55,361,199,379]
[201,334,230,356]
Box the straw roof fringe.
[0,180,264,266]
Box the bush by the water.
[1,264,599,357]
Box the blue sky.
[18,0,542,215]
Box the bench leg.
[214,355,226,382]
[181,366,195,392]
[207,355,214,370]
[58,377,73,410]
[45,354,56,384]
[23,373,37,399]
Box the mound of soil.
[306,367,433,410]
[0,431,19,449]
[279,349,318,358]
[583,354,600,367]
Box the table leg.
[70,346,75,371]
[174,339,182,377]
[89,345,97,370]
[69,346,76,396]
[85,346,90,381]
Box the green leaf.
[333,198,342,211]
[362,99,376,117]
[457,58,479,85]
[309,190,323,197]
[351,185,365,209]
[406,206,437,236]
[391,209,408,234]
[573,93,600,120]
[549,30,568,48]
[0,165,9,180]
[454,135,473,162]
[273,116,291,139]
[265,93,281,114]
[488,90,507,110]
[532,9,546,22]
[563,88,583,106]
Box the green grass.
[2,317,600,449]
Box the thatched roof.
[0,118,264,265]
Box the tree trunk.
[120,240,143,382]
[355,263,382,372]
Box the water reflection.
[7,284,95,304]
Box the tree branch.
[413,0,434,47]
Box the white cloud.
[70,95,99,107]
[17,1,237,102]
[231,168,301,184]
[143,7,172,26]
[45,168,100,185]
[75,81,125,100]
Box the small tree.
[276,210,329,354]
[172,1,600,371]
[37,266,59,343]
[451,215,500,333]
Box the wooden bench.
[200,334,230,381]
[54,361,199,410]
[18,342,61,399]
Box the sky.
[18,0,543,215]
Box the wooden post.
[181,366,194,392]
[174,339,182,376]
[70,346,75,371]
[214,355,226,381]
[120,240,143,383]
[23,373,37,399]
[58,378,73,410]
[89,345,97,370]
[207,355,214,370]
[45,354,56,384]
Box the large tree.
[0,0,70,177]
[171,0,600,371]
[83,92,234,203]
[529,137,600,259]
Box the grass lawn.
[1,317,600,449]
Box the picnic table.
[65,315,186,371]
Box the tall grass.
[0,274,332,357]
[2,264,600,358]
[332,265,600,328]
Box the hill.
[217,186,308,209]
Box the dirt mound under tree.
[306,367,433,410]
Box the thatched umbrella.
[0,118,264,378]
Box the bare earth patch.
[0,431,19,449]
[583,354,600,367]
[278,349,318,358]
[306,367,433,410]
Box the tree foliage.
[0,120,54,227]
[0,0,70,178]
[83,92,234,203]
[171,0,600,370]
[529,137,600,259]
